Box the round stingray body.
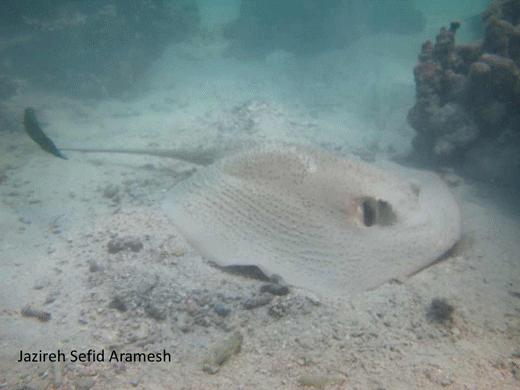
[162,145,461,297]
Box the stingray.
[23,110,461,296]
[161,144,460,296]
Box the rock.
[102,184,120,199]
[213,303,231,317]
[493,358,506,369]
[107,236,143,254]
[268,299,291,318]
[439,168,462,187]
[260,282,289,296]
[24,378,50,390]
[242,294,272,310]
[108,296,127,312]
[75,377,95,390]
[88,260,104,272]
[442,173,461,187]
[145,304,166,321]
[298,374,344,389]
[305,293,321,306]
[202,331,243,374]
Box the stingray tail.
[23,107,67,159]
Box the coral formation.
[407,0,520,171]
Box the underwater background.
[1,1,520,389]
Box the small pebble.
[442,173,461,187]
[260,283,289,296]
[213,303,231,317]
[298,375,332,389]
[103,184,120,199]
[114,363,126,373]
[305,293,321,306]
[108,296,127,312]
[88,260,104,272]
[107,236,143,254]
[202,331,243,374]
[441,374,453,386]
[145,304,166,321]
[242,294,272,310]
[52,361,62,387]
[23,378,48,390]
[44,291,60,305]
[75,377,95,390]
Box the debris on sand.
[107,236,143,254]
[21,305,51,322]
[427,298,455,325]
[298,374,344,389]
[108,295,127,312]
[202,331,243,374]
[242,293,272,310]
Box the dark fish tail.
[23,107,67,159]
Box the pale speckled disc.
[162,145,461,297]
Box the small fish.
[23,107,67,159]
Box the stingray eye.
[362,199,376,227]
[360,197,396,227]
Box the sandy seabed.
[1,35,520,390]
